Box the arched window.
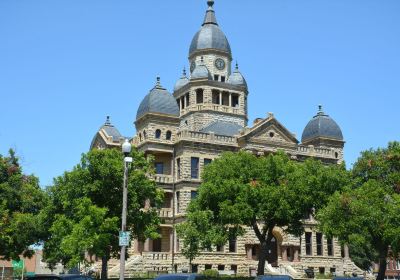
[143,130,147,139]
[166,130,172,140]
[196,89,203,104]
[139,133,142,141]
[155,129,161,139]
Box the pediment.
[239,117,299,147]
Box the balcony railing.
[157,208,173,218]
[153,174,173,184]
[177,130,237,146]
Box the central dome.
[189,1,231,58]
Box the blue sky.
[1,0,399,187]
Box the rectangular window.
[319,267,325,274]
[221,76,225,82]
[181,96,185,109]
[205,264,212,270]
[204,158,212,166]
[305,232,312,256]
[177,158,181,179]
[316,233,323,256]
[191,191,198,200]
[155,162,164,174]
[218,265,225,271]
[327,238,334,256]
[214,74,219,81]
[216,244,224,252]
[192,264,198,273]
[231,265,237,274]
[229,236,236,252]
[176,191,180,213]
[191,157,199,179]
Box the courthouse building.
[90,1,364,277]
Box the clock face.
[190,61,196,73]
[215,58,225,70]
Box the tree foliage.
[0,149,47,260]
[42,148,163,277]
[318,142,400,280]
[178,151,347,275]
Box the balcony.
[153,174,173,184]
[157,208,173,218]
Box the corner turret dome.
[174,68,189,92]
[227,63,247,88]
[301,105,343,143]
[136,77,179,120]
[189,1,231,58]
[191,57,212,80]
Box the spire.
[203,0,218,26]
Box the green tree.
[0,149,47,260]
[318,142,400,280]
[42,148,163,279]
[178,151,347,275]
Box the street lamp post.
[120,139,132,280]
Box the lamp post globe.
[122,139,131,157]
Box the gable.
[239,117,298,149]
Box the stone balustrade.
[297,145,336,159]
[176,130,237,146]
[153,174,173,184]
[157,208,173,218]
[180,104,243,116]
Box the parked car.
[255,275,294,280]
[26,274,94,280]
[154,274,206,280]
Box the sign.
[119,231,130,246]
[11,260,24,270]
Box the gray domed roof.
[189,1,231,58]
[200,121,243,136]
[228,63,247,87]
[301,106,343,143]
[136,77,179,120]
[174,68,189,92]
[191,58,212,80]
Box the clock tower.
[173,0,248,135]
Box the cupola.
[189,0,231,59]
[174,68,189,92]
[136,77,179,120]
[227,63,247,88]
[190,57,212,80]
[301,105,344,145]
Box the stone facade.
[90,1,364,278]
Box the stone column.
[179,98,182,110]
[229,93,232,107]
[144,238,150,252]
[169,229,174,253]
[184,94,188,108]
[294,248,299,262]
[344,244,349,259]
[219,91,222,105]
[282,246,287,261]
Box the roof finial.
[317,104,324,116]
[182,67,187,77]
[235,61,239,70]
[207,0,214,8]
[105,115,111,125]
[156,76,161,85]
[200,56,204,63]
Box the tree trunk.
[376,253,388,280]
[101,255,108,280]
[257,241,268,275]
